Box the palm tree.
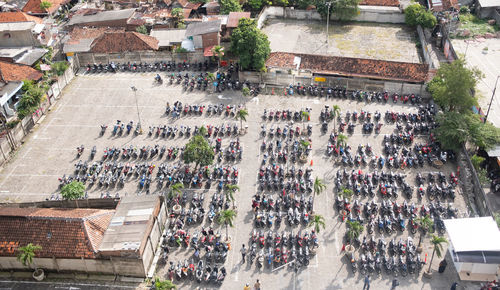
[168,182,184,199]
[427,235,448,273]
[308,214,326,233]
[154,277,177,290]
[17,243,42,269]
[212,45,224,69]
[338,186,353,201]
[224,184,240,208]
[332,105,341,133]
[346,220,364,245]
[217,209,237,240]
[337,133,348,147]
[235,109,248,130]
[313,177,326,210]
[299,140,310,156]
[416,215,434,247]
[301,111,310,130]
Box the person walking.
[363,275,370,290]
[241,244,247,263]
[390,278,399,290]
[254,279,261,290]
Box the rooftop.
[0,47,47,66]
[150,28,186,47]
[0,61,43,82]
[64,27,125,53]
[0,12,43,23]
[90,31,159,53]
[176,0,202,10]
[22,0,69,14]
[0,208,115,259]
[67,8,135,26]
[0,21,35,31]
[185,19,221,36]
[477,0,500,7]
[266,52,429,83]
[227,11,250,28]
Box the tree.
[224,184,240,208]
[316,0,360,21]
[308,214,326,233]
[299,140,310,156]
[135,25,148,35]
[17,243,42,269]
[235,109,248,130]
[242,86,250,97]
[339,186,353,201]
[230,18,271,71]
[171,8,185,28]
[219,0,242,14]
[301,111,309,130]
[198,125,207,137]
[60,181,85,200]
[332,105,341,133]
[404,3,437,28]
[183,135,215,169]
[40,0,52,10]
[428,58,483,113]
[336,133,348,147]
[51,61,69,76]
[212,45,224,69]
[248,0,271,9]
[427,235,448,273]
[346,220,363,245]
[168,182,184,199]
[217,209,237,240]
[415,215,434,247]
[434,112,500,151]
[471,154,485,170]
[154,277,177,290]
[17,84,45,119]
[313,177,326,209]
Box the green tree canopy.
[316,0,360,21]
[346,220,363,244]
[236,108,248,129]
[135,25,148,35]
[60,181,85,200]
[171,8,185,28]
[339,186,353,201]
[404,3,437,28]
[183,135,215,169]
[17,243,42,268]
[168,182,184,199]
[308,214,326,233]
[428,58,483,112]
[219,0,242,14]
[434,112,500,151]
[40,0,52,10]
[224,184,240,207]
[217,209,237,239]
[154,278,177,290]
[230,18,271,71]
[427,235,448,273]
[248,0,271,10]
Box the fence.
[0,59,76,166]
[416,25,434,68]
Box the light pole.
[484,75,499,124]
[326,1,332,44]
[130,86,143,134]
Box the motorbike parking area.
[0,72,475,289]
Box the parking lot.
[0,72,475,289]
[262,19,421,63]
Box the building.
[0,195,166,277]
[0,61,43,117]
[66,9,136,29]
[0,22,40,47]
[428,0,459,12]
[150,28,186,50]
[89,31,159,53]
[185,19,221,50]
[0,12,43,24]
[475,0,500,19]
[21,0,70,16]
[443,217,500,281]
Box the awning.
[452,250,500,264]
[204,45,215,57]
[444,217,500,252]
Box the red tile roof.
[0,208,114,259]
[177,0,201,10]
[0,12,43,24]
[266,52,429,83]
[227,12,250,28]
[0,61,43,82]
[22,0,69,14]
[66,27,125,45]
[90,31,159,53]
[360,0,399,6]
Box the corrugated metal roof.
[150,29,186,47]
[185,19,221,36]
[67,8,135,26]
[478,0,500,7]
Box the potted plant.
[299,140,310,163]
[345,220,363,254]
[17,243,44,281]
[168,182,184,214]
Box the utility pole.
[484,75,499,124]
[326,2,332,44]
[130,86,143,134]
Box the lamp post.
[326,1,332,44]
[484,75,499,124]
[130,86,142,134]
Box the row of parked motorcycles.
[165,101,243,118]
[86,60,214,74]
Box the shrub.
[51,61,69,76]
[6,119,20,129]
[405,3,437,28]
[471,154,485,170]
[175,47,189,53]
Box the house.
[0,22,40,47]
[265,52,429,83]
[475,0,500,19]
[89,31,159,53]
[172,0,202,11]
[62,27,125,55]
[150,28,186,50]
[202,1,220,15]
[66,9,136,29]
[428,0,459,12]
[185,19,221,50]
[0,195,166,277]
[0,12,43,24]
[22,0,70,16]
[443,217,500,281]
[224,11,250,38]
[0,60,43,116]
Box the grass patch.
[457,13,499,37]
